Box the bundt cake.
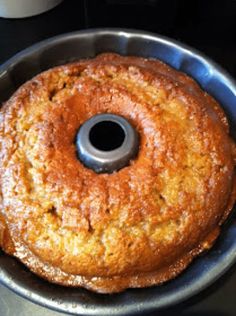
[0,53,235,293]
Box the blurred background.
[0,0,236,315]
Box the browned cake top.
[0,53,235,293]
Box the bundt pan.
[0,28,236,316]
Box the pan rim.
[0,28,236,316]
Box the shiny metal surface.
[0,29,236,316]
[76,114,139,173]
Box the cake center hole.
[89,121,125,151]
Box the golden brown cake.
[0,53,235,293]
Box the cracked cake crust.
[0,53,235,293]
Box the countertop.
[0,1,236,315]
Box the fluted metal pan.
[0,28,236,316]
